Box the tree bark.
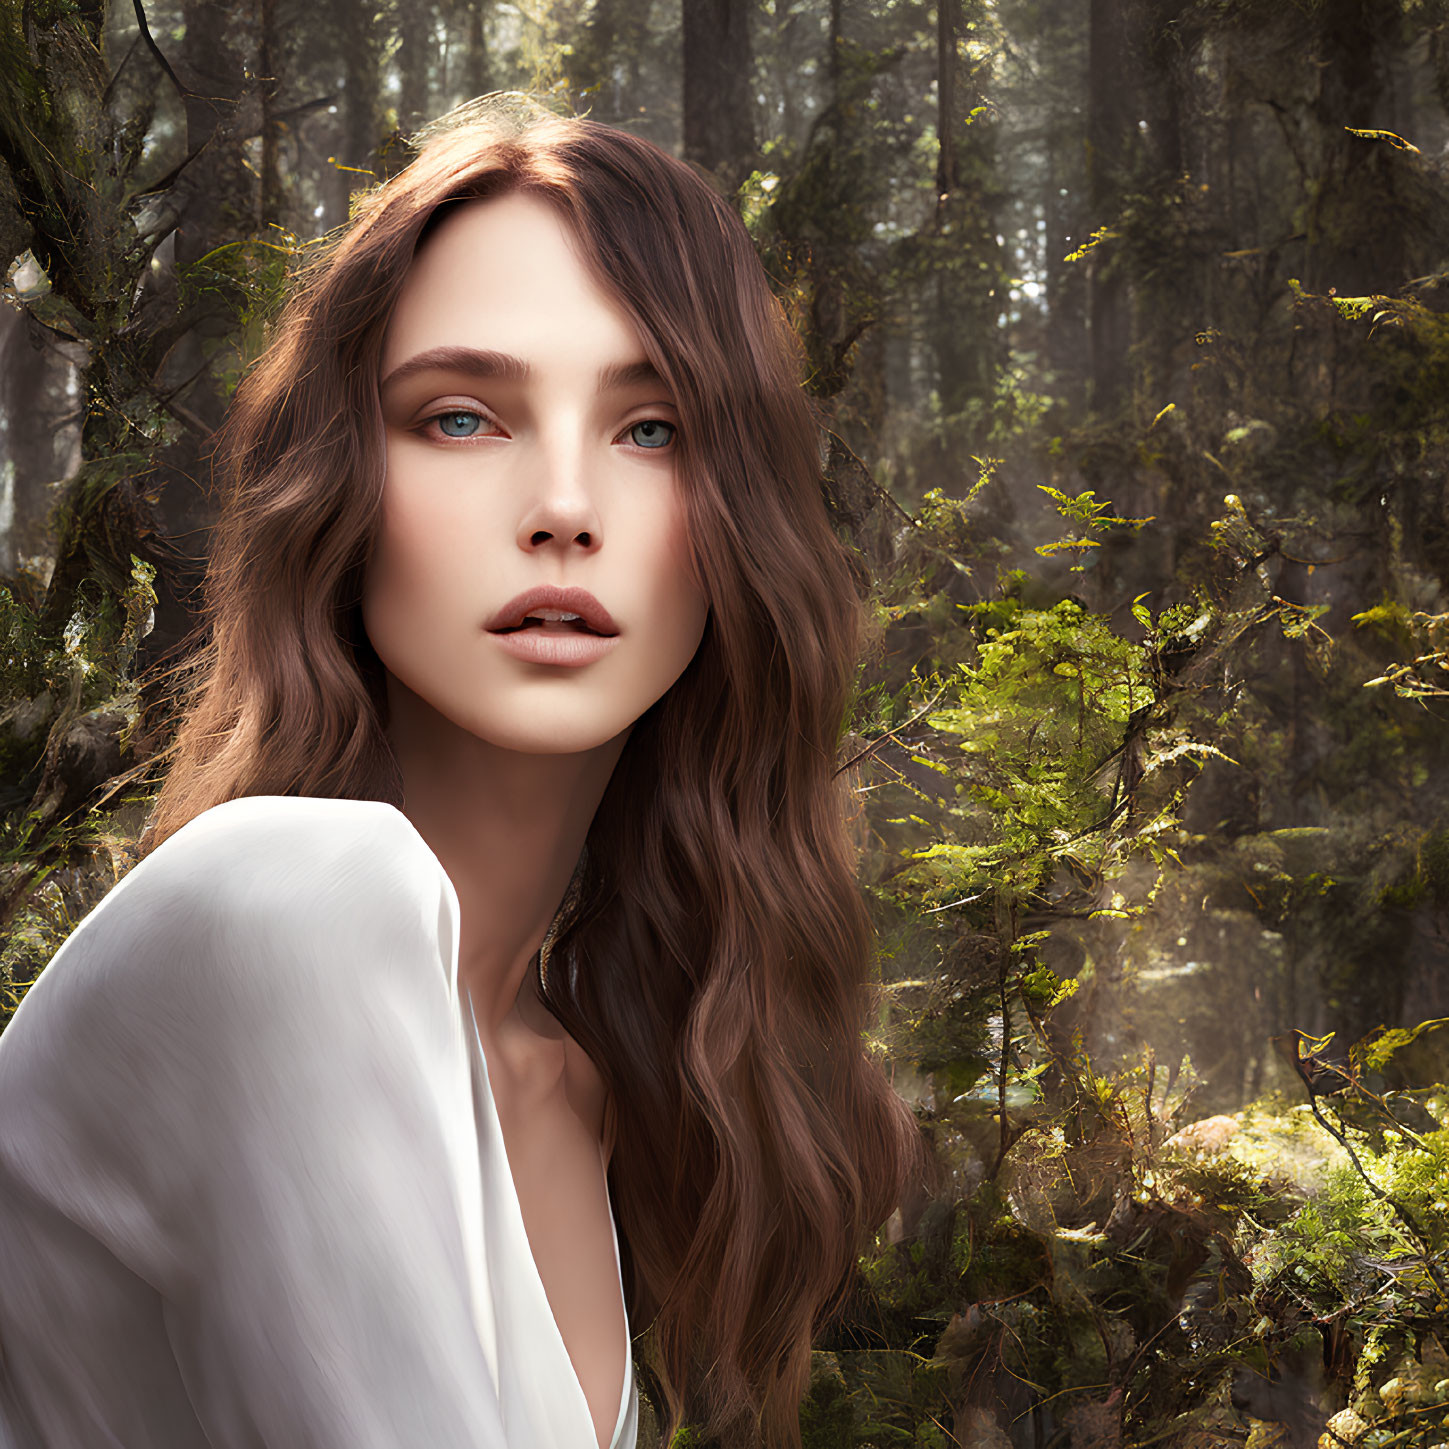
[461,2,492,103]
[0,311,80,579]
[683,0,756,193]
[396,0,436,134]
[1306,0,1410,295]
[929,0,1001,419]
[1086,0,1136,414]
[935,0,956,205]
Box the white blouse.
[0,794,638,1448]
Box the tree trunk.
[935,0,956,206]
[929,0,1002,421]
[461,2,492,103]
[1306,0,1410,294]
[683,0,756,193]
[1086,0,1136,414]
[1038,0,1090,416]
[0,311,80,579]
[396,0,436,135]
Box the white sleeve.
[0,798,505,1447]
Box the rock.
[1162,1114,1240,1156]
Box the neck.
[382,676,627,1044]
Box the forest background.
[2,0,1448,1445]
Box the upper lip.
[486,585,619,636]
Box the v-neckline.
[373,800,635,1448]
[463,992,634,1449]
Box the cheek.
[362,501,415,647]
[363,479,464,652]
[654,505,711,659]
[669,502,709,609]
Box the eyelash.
[416,406,679,453]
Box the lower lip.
[487,627,621,667]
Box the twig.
[988,898,1017,1180]
[131,0,193,100]
[823,428,917,529]
[101,33,143,109]
[1307,1096,1449,1303]
[1009,1382,1112,1425]
[835,686,947,777]
[924,890,987,914]
[994,969,1011,1174]
[1143,1047,1156,1147]
[161,398,215,438]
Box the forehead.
[382,193,642,375]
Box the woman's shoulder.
[4,795,461,1052]
[96,794,451,943]
[137,793,448,901]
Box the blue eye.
[437,411,483,437]
[629,419,676,449]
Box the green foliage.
[173,233,305,393]
[826,1025,1449,1446]
[1357,1019,1449,1075]
[815,101,1449,1428]
[0,553,155,740]
[0,553,157,1026]
[899,597,1150,896]
[1360,610,1449,700]
[1034,487,1156,571]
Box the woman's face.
[365,192,710,756]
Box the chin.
[459,712,636,758]
[493,731,626,757]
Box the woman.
[0,96,921,1448]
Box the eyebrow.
[379,345,669,396]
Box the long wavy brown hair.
[143,95,923,1447]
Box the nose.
[514,433,603,555]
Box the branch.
[993,940,1011,1175]
[835,686,947,777]
[101,33,142,110]
[131,0,193,100]
[1307,1096,1449,1304]
[824,428,917,528]
[272,94,340,124]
